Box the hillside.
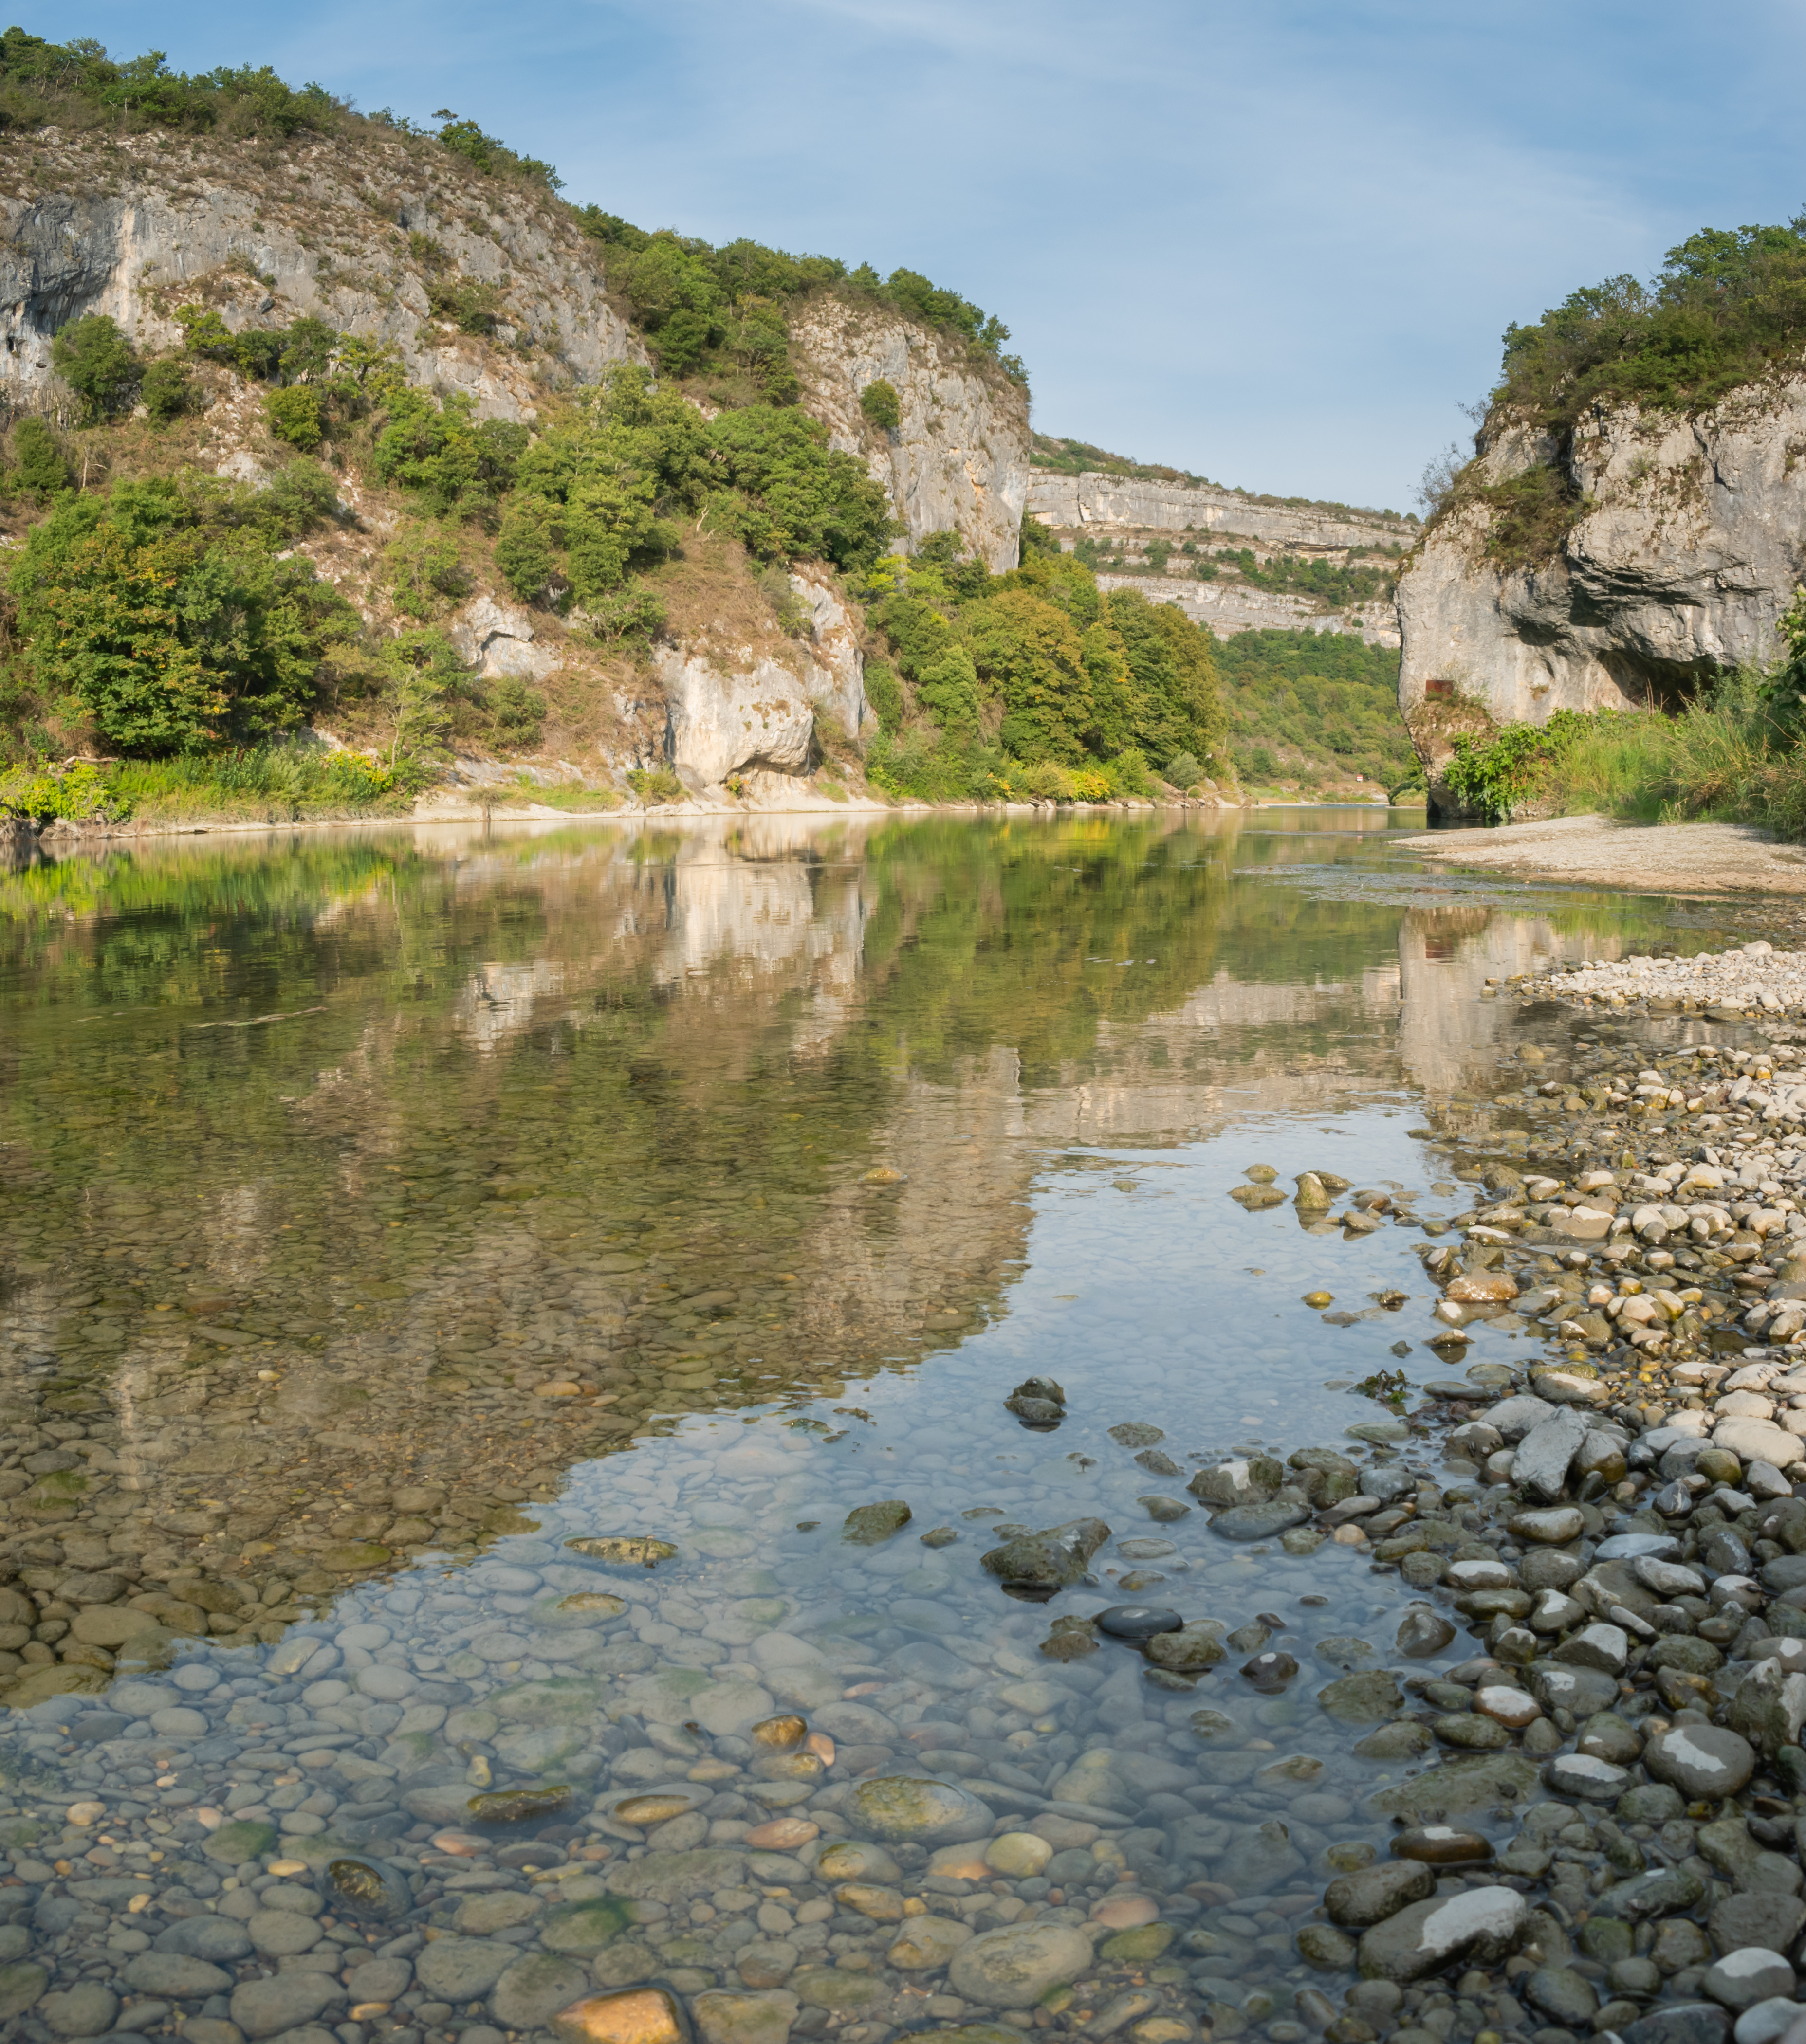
[1214,629,1416,797]
[2,30,1237,825]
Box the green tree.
[265,386,323,451]
[140,359,195,423]
[491,676,546,748]
[385,526,468,619]
[11,478,356,753]
[12,418,72,499]
[381,628,465,765]
[860,379,901,430]
[51,314,141,423]
[703,407,894,570]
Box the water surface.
[0,809,1736,2038]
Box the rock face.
[6,129,642,422]
[790,297,1030,571]
[1028,471,1412,550]
[654,576,873,790]
[1397,383,1806,814]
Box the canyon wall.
[1027,471,1414,550]
[1397,380,1806,808]
[791,298,1031,573]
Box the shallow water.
[0,810,1749,2039]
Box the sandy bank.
[1399,812,1806,896]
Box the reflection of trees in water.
[0,814,1668,1642]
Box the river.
[0,809,1749,2044]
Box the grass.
[101,748,414,823]
[1453,675,1806,838]
[491,778,620,812]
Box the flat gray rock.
[1356,1886,1530,1983]
[1210,1499,1310,1541]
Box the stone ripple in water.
[0,811,1718,2032]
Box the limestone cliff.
[7,126,989,807]
[1,128,642,422]
[1028,469,1411,551]
[1397,379,1806,810]
[791,297,1031,572]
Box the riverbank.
[1400,815,1806,901]
[10,787,1375,845]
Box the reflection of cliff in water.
[0,812,1644,1688]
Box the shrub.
[1441,708,1610,821]
[626,765,685,803]
[491,677,546,748]
[50,313,141,423]
[373,390,527,519]
[265,385,324,451]
[860,379,900,431]
[863,657,904,733]
[0,761,121,824]
[10,475,357,753]
[703,405,895,571]
[380,629,466,764]
[12,418,71,499]
[385,527,469,619]
[1164,749,1201,787]
[141,358,196,423]
[496,498,560,603]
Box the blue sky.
[30,0,1806,511]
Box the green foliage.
[384,526,469,619]
[373,389,527,520]
[1163,750,1201,788]
[0,28,341,138]
[51,314,140,424]
[11,418,71,500]
[860,379,901,431]
[140,358,196,424]
[626,765,685,803]
[705,406,895,572]
[10,469,354,754]
[1019,512,1061,561]
[1201,545,1398,607]
[380,628,465,765]
[1214,628,1411,787]
[426,112,561,191]
[495,498,559,604]
[1441,708,1607,821]
[265,385,323,451]
[101,745,400,820]
[1494,215,1806,432]
[491,678,547,748]
[580,212,1021,383]
[863,542,1225,798]
[863,657,904,734]
[0,761,121,824]
[1474,464,1587,570]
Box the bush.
[860,379,900,431]
[1164,749,1201,787]
[379,629,466,765]
[265,385,324,451]
[12,418,71,499]
[626,765,685,803]
[703,405,895,571]
[385,527,469,619]
[141,358,196,423]
[50,314,140,423]
[0,761,121,824]
[1495,218,1806,433]
[373,389,527,519]
[491,677,546,748]
[10,474,356,753]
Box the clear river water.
[0,808,1758,2044]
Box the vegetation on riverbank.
[859,526,1231,803]
[1215,629,1417,795]
[1442,603,1806,831]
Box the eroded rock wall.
[1028,471,1413,550]
[2,131,644,423]
[790,298,1031,572]
[1397,380,1806,802]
